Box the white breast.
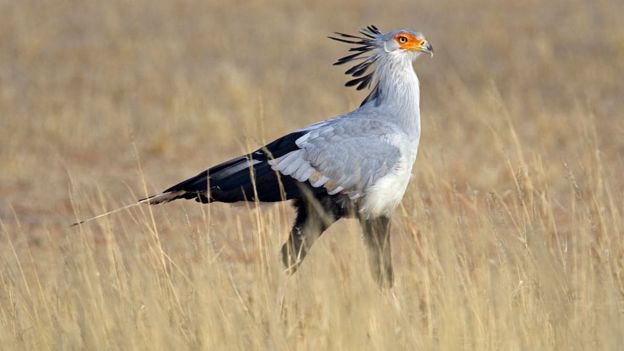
[358,152,415,218]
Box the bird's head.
[329,25,432,91]
[383,29,433,58]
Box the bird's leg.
[360,215,393,288]
[281,197,339,274]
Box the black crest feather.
[329,25,382,106]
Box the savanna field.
[1,0,624,349]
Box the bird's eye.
[398,36,408,44]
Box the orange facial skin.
[394,32,425,52]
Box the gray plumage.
[272,118,402,199]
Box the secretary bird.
[75,25,433,288]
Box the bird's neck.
[374,57,421,137]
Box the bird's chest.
[358,151,416,218]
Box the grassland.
[1,0,624,349]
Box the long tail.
[70,163,298,227]
[71,131,323,226]
[70,199,149,227]
[136,131,317,205]
[70,190,190,226]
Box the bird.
[74,25,433,288]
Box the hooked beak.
[420,41,434,57]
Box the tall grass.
[1,0,623,349]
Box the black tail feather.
[148,131,326,205]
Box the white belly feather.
[359,153,415,218]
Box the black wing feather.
[152,131,326,204]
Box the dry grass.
[2,0,624,349]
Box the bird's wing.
[141,117,402,205]
[271,118,402,198]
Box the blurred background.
[1,0,623,349]
[2,0,622,229]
